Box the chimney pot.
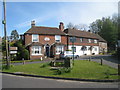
[31,20,35,27]
[59,22,64,31]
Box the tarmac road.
[2,73,119,88]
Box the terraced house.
[23,21,107,60]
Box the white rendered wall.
[68,45,99,56]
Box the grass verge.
[2,60,118,80]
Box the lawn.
[2,60,118,80]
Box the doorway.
[45,44,50,57]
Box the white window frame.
[94,39,97,43]
[31,46,42,55]
[55,35,61,42]
[56,45,64,54]
[80,38,83,42]
[32,34,39,42]
[88,39,91,43]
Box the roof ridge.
[34,26,58,29]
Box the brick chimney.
[59,22,64,31]
[31,20,35,27]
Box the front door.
[46,45,49,57]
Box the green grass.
[2,60,118,80]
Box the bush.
[40,63,50,68]
[55,67,72,75]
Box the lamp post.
[70,37,76,65]
[2,0,10,68]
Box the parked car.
[59,51,79,59]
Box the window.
[94,40,97,43]
[56,46,64,53]
[94,48,97,51]
[32,46,41,55]
[70,37,76,42]
[71,47,76,52]
[88,39,91,43]
[80,38,83,42]
[55,35,61,42]
[32,34,39,42]
[81,46,87,51]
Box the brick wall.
[24,34,67,46]
[24,34,32,46]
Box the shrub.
[40,63,50,68]
[55,67,72,75]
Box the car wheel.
[76,55,79,59]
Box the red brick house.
[24,21,67,59]
[23,21,107,59]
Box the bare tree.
[67,22,74,29]
[75,24,88,31]
[67,22,88,31]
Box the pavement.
[2,73,119,88]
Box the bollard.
[118,64,120,75]
[22,58,25,65]
[89,56,91,61]
[101,58,103,65]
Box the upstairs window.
[70,37,76,42]
[88,39,91,43]
[94,39,97,43]
[80,38,83,42]
[32,34,39,42]
[55,35,61,42]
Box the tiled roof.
[26,42,43,47]
[64,28,106,42]
[95,34,107,42]
[25,26,65,35]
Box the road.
[2,73,119,88]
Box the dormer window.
[55,35,61,42]
[32,34,39,42]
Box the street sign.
[10,51,17,54]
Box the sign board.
[10,51,17,54]
[44,37,50,41]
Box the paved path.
[12,60,51,65]
[11,55,118,69]
[2,73,119,88]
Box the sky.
[0,0,119,37]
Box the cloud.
[56,2,118,27]
[14,12,56,28]
[14,2,118,29]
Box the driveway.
[77,55,118,69]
